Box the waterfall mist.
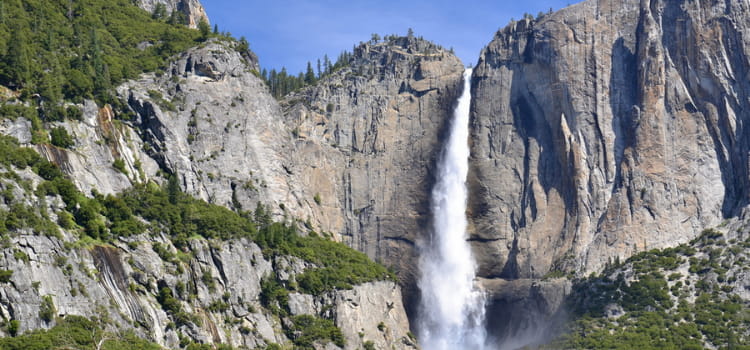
[417,68,487,350]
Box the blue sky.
[202,0,575,74]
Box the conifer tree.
[305,62,316,84]
[6,25,31,88]
[198,18,210,40]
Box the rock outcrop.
[118,35,465,298]
[0,36,425,349]
[282,36,464,297]
[118,40,296,219]
[135,0,209,28]
[470,0,750,342]
[0,231,414,349]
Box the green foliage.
[49,126,74,148]
[147,89,176,111]
[259,276,289,316]
[112,158,127,174]
[547,228,750,349]
[156,285,197,327]
[197,19,211,41]
[293,236,396,294]
[7,319,20,337]
[0,315,161,349]
[0,0,202,103]
[262,51,352,99]
[38,295,55,323]
[207,300,229,313]
[0,134,44,169]
[287,315,345,349]
[313,193,321,205]
[66,106,83,121]
[120,183,256,246]
[0,269,12,283]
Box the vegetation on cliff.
[0,126,394,348]
[540,229,750,349]
[0,315,161,350]
[0,0,211,104]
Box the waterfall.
[417,68,487,350]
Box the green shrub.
[49,127,74,148]
[287,315,345,349]
[113,158,128,174]
[65,106,83,121]
[39,295,55,323]
[0,315,161,349]
[0,269,13,283]
[7,319,19,337]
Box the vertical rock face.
[118,40,302,220]
[116,35,463,292]
[282,36,464,291]
[135,0,209,28]
[470,0,750,338]
[471,0,750,279]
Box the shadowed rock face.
[470,0,750,341]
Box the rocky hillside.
[0,1,426,348]
[469,0,750,342]
[0,132,415,349]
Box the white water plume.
[417,68,487,350]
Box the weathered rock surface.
[0,219,413,349]
[282,36,464,296]
[470,0,750,342]
[118,35,465,297]
[118,40,298,220]
[471,0,748,281]
[135,0,209,28]
[287,281,417,350]
[0,34,436,348]
[43,101,159,196]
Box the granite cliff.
[470,0,750,343]
[281,35,464,298]
[2,0,750,348]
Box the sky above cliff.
[203,0,573,74]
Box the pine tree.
[6,25,31,88]
[237,36,249,53]
[198,18,210,40]
[152,3,166,20]
[39,57,63,102]
[323,54,332,75]
[304,61,316,84]
[167,175,181,204]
